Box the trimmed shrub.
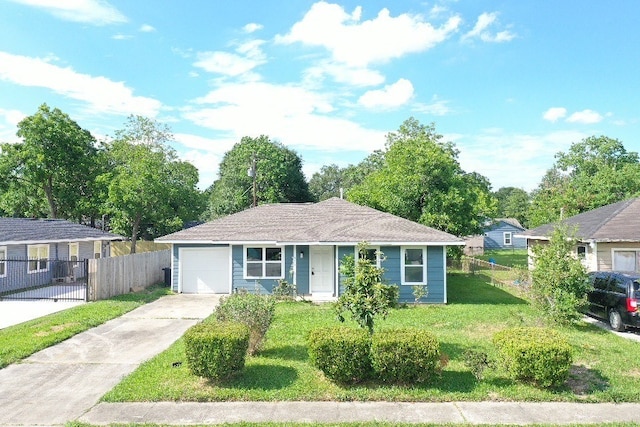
[184,321,249,379]
[307,326,372,384]
[215,293,276,355]
[493,327,573,388]
[371,328,440,383]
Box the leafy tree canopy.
[493,187,531,228]
[0,103,99,220]
[347,118,496,236]
[529,136,640,227]
[103,116,204,252]
[206,135,312,218]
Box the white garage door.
[180,247,230,294]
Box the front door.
[310,246,334,295]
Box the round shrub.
[307,326,372,384]
[371,328,440,383]
[184,321,250,379]
[493,327,573,388]
[215,293,275,355]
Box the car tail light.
[626,298,637,313]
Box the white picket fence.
[87,250,171,301]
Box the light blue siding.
[337,245,355,295]
[484,221,526,250]
[231,245,294,294]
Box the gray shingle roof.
[494,218,524,229]
[157,197,464,245]
[0,218,122,244]
[519,197,640,242]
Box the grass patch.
[103,273,640,403]
[476,249,528,268]
[0,285,172,368]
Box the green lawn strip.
[0,285,172,368]
[66,423,640,427]
[103,274,640,403]
[476,249,528,268]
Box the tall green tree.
[207,135,312,218]
[529,136,640,227]
[348,118,495,236]
[309,152,384,202]
[103,116,204,253]
[493,187,530,228]
[0,104,99,219]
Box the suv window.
[634,280,640,299]
[609,276,627,294]
[592,275,609,291]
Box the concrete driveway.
[0,293,221,425]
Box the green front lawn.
[0,285,172,368]
[103,274,640,403]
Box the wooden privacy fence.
[87,250,171,301]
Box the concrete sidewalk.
[80,401,640,425]
[0,293,220,426]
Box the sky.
[0,1,638,193]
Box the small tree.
[530,225,590,325]
[334,243,398,334]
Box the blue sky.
[0,1,638,192]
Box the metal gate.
[0,259,88,301]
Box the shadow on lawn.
[215,364,298,390]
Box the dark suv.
[587,271,640,331]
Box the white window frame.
[69,242,79,266]
[27,244,49,273]
[612,249,640,273]
[243,246,284,279]
[94,241,102,259]
[503,232,513,246]
[357,246,381,267]
[401,246,427,286]
[0,246,6,278]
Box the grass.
[476,249,528,268]
[0,284,172,368]
[103,273,640,403]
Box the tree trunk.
[43,177,58,218]
[130,215,140,254]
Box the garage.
[179,247,230,294]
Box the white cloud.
[276,1,461,67]
[243,23,263,33]
[0,108,26,126]
[0,52,162,117]
[358,78,414,109]
[543,107,567,122]
[139,24,156,32]
[9,0,127,25]
[456,129,588,191]
[413,95,452,116]
[184,81,386,152]
[195,40,266,77]
[112,34,132,40]
[0,108,26,143]
[566,109,603,124]
[463,12,515,43]
[304,62,385,87]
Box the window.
[69,242,79,266]
[0,246,6,277]
[503,232,512,246]
[27,244,49,273]
[576,245,587,260]
[94,241,102,259]
[613,250,640,273]
[358,246,381,267]
[401,247,427,285]
[245,246,283,279]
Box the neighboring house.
[517,197,640,273]
[483,218,527,250]
[156,198,464,304]
[0,218,121,293]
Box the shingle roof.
[495,218,524,229]
[519,197,640,242]
[157,197,464,245]
[0,218,122,244]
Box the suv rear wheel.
[608,309,625,332]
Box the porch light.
[299,250,304,259]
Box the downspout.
[443,246,448,304]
